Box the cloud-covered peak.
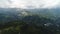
[0,0,60,9]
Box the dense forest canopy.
[0,8,59,34]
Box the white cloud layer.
[0,0,60,9]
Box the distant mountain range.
[0,8,60,26]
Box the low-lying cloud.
[0,0,60,9]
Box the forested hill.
[0,8,60,34]
[0,15,60,34]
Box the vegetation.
[0,15,59,34]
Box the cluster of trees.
[0,15,60,34]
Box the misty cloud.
[0,0,60,9]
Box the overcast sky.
[0,0,60,9]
